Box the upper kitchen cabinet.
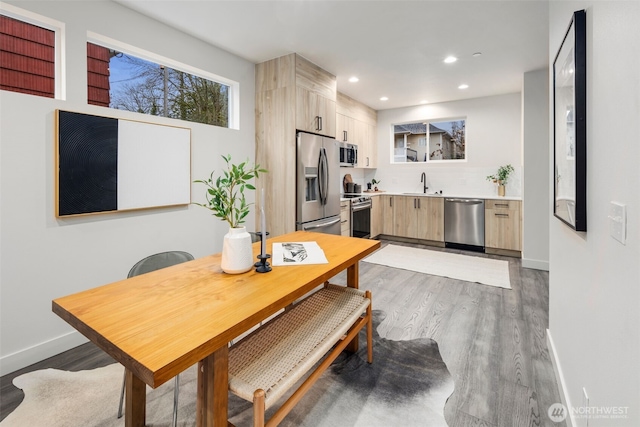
[295,55,336,137]
[336,92,378,168]
[255,53,337,236]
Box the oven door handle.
[351,203,372,212]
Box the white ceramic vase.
[221,226,253,274]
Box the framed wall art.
[553,9,587,232]
[56,110,191,217]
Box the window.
[392,119,466,163]
[0,10,62,99]
[87,40,234,128]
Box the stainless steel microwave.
[339,142,357,167]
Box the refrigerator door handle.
[321,147,329,205]
[302,217,340,231]
[318,147,329,205]
[318,148,324,205]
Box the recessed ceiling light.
[458,84,469,89]
[380,96,389,101]
[444,56,457,64]
[348,76,359,83]
[420,100,428,104]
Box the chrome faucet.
[421,172,428,193]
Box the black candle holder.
[254,230,272,273]
[255,253,272,273]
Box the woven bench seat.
[228,283,373,427]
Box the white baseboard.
[547,329,575,427]
[522,257,549,271]
[0,331,88,376]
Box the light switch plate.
[609,202,626,245]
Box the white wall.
[0,1,256,375]
[370,93,522,198]
[522,69,550,270]
[548,2,640,426]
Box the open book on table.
[271,241,328,266]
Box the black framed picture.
[553,9,587,231]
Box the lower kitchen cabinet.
[381,195,395,235]
[485,199,521,252]
[370,195,382,238]
[340,200,351,237]
[394,196,443,241]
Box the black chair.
[117,251,195,427]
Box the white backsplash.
[341,166,522,198]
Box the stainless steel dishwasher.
[444,198,485,251]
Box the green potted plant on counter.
[486,164,514,197]
[194,155,267,274]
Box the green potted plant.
[371,178,382,192]
[486,164,514,196]
[194,155,267,274]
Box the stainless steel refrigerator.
[296,132,341,235]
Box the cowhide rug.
[1,311,453,427]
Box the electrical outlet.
[582,387,589,427]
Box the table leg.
[197,345,229,427]
[346,261,359,290]
[346,262,359,353]
[125,369,146,427]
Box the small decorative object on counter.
[486,164,514,197]
[371,178,381,192]
[194,155,267,274]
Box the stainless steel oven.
[351,196,371,238]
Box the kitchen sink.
[402,192,442,196]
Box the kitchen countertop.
[341,192,522,201]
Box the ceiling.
[114,0,549,111]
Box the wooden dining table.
[52,231,380,427]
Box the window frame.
[390,117,468,164]
[87,31,240,130]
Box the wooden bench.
[228,283,373,427]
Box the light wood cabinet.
[255,53,337,236]
[393,196,444,241]
[381,195,395,235]
[340,200,351,237]
[485,199,521,252]
[370,195,382,238]
[296,86,336,137]
[294,55,336,137]
[361,122,378,168]
[336,92,377,168]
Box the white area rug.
[1,363,189,427]
[363,244,511,289]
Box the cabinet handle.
[341,220,348,224]
[343,130,347,141]
[418,198,421,208]
[495,213,510,217]
[495,203,509,208]
[390,198,393,207]
[366,156,369,167]
[316,116,323,131]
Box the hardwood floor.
[0,240,564,426]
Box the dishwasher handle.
[445,198,484,205]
